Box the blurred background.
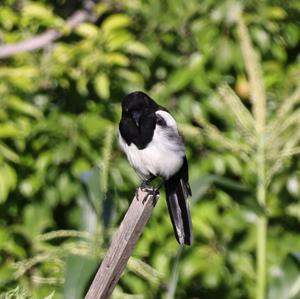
[0,0,300,298]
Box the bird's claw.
[136,185,159,204]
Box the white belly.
[118,125,185,180]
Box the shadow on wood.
[84,188,159,299]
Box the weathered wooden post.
[85,188,158,299]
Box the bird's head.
[121,91,158,127]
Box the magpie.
[118,91,193,245]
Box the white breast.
[118,110,185,180]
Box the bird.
[118,91,193,245]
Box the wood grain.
[85,188,158,299]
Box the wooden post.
[85,188,158,299]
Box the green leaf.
[0,7,18,30]
[268,253,300,299]
[106,31,133,51]
[64,254,99,299]
[94,73,110,100]
[8,96,42,119]
[0,123,22,138]
[105,53,129,66]
[166,65,199,94]
[191,174,249,204]
[0,163,17,203]
[166,247,182,299]
[94,3,109,16]
[80,168,102,217]
[79,112,111,138]
[75,23,99,39]
[0,142,20,163]
[0,66,39,78]
[19,174,42,197]
[58,173,80,204]
[118,69,144,86]
[23,204,53,237]
[267,6,287,19]
[125,42,151,57]
[102,14,131,33]
[23,3,54,19]
[71,158,91,177]
[43,291,55,299]
[212,175,249,192]
[22,3,63,27]
[190,175,215,203]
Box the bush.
[0,1,299,298]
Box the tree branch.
[0,9,95,59]
[85,188,159,299]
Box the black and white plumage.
[118,91,193,245]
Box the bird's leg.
[142,179,164,204]
[136,177,160,203]
[135,178,153,201]
[140,177,154,191]
[147,182,164,204]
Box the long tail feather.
[165,164,193,245]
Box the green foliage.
[0,0,299,298]
[64,255,99,299]
[268,253,300,299]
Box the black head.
[122,91,158,112]
[121,91,159,127]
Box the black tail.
[164,158,193,245]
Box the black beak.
[132,110,142,127]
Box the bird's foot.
[136,181,160,204]
[141,187,159,204]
